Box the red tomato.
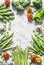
[4,0,10,6]
[29,54,36,61]
[3,52,9,59]
[27,13,33,20]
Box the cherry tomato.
[3,52,9,59]
[35,57,42,64]
[29,54,36,61]
[27,13,33,20]
[26,7,32,13]
[4,0,10,6]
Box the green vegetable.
[12,1,24,10]
[9,16,14,19]
[0,4,4,7]
[34,8,44,23]
[0,6,6,10]
[0,8,11,13]
[12,0,31,10]
[0,4,14,22]
[0,15,3,20]
[28,34,44,56]
[36,35,44,42]
[0,59,6,65]
[32,36,44,55]
[0,33,13,51]
[1,37,12,49]
[12,46,28,65]
[33,0,42,9]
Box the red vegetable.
[4,0,10,6]
[29,54,36,61]
[27,13,33,20]
[3,52,9,59]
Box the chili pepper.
[33,0,42,9]
[34,8,44,23]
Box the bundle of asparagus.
[0,4,14,23]
[12,46,28,65]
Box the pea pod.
[33,0,42,9]
[34,8,44,23]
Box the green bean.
[33,42,44,55]
[32,35,44,55]
[36,35,44,42]
[0,12,13,16]
[0,34,12,43]
[0,39,7,47]
[2,46,16,51]
[4,16,9,20]
[1,37,12,49]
